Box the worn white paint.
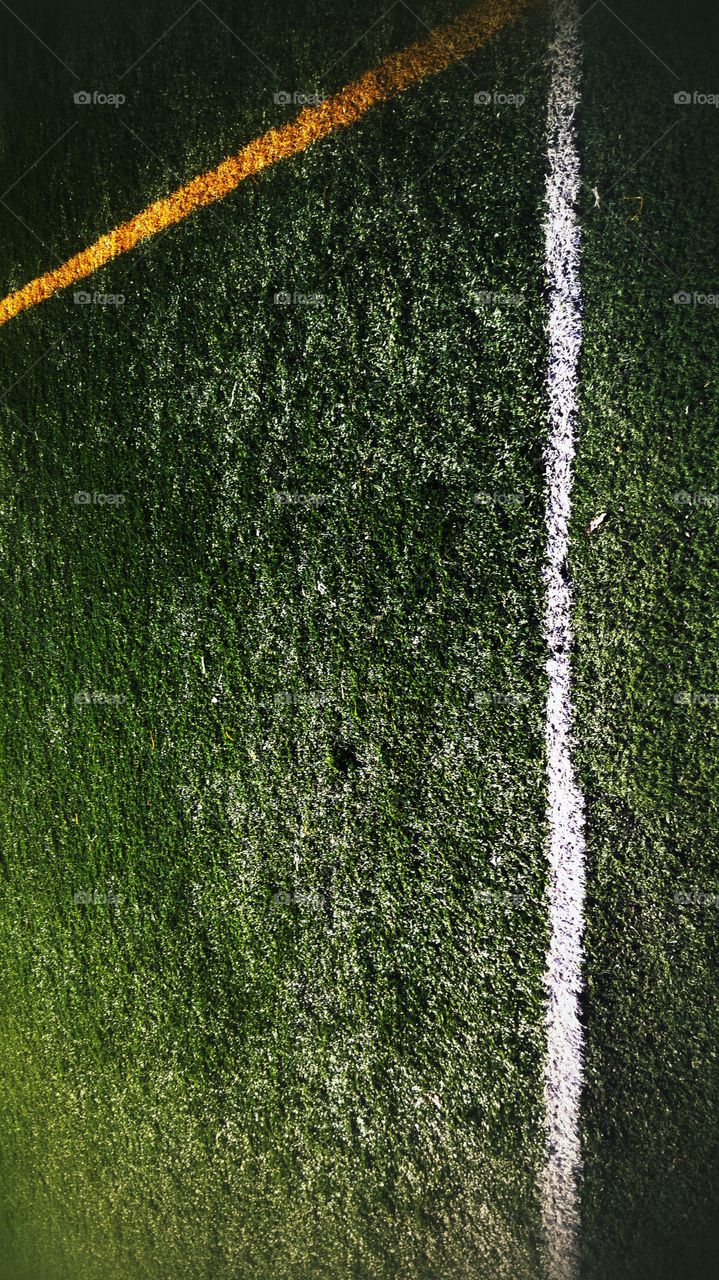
[541,2,586,1277]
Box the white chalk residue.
[542,2,586,1278]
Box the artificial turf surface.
[574,1,719,1277]
[1,1,718,1278]
[0,3,554,1278]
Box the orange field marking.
[0,0,535,327]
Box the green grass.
[574,1,719,1276]
[4,2,719,1277]
[0,3,555,1277]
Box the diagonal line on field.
[0,0,537,329]
[0,210,177,404]
[397,0,486,83]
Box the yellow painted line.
[0,0,534,328]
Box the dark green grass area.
[574,1,719,1277]
[0,3,553,1277]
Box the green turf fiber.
[0,3,553,1277]
[574,2,719,1276]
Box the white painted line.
[541,1,586,1278]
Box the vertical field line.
[541,1,586,1278]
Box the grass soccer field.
[0,2,717,1279]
